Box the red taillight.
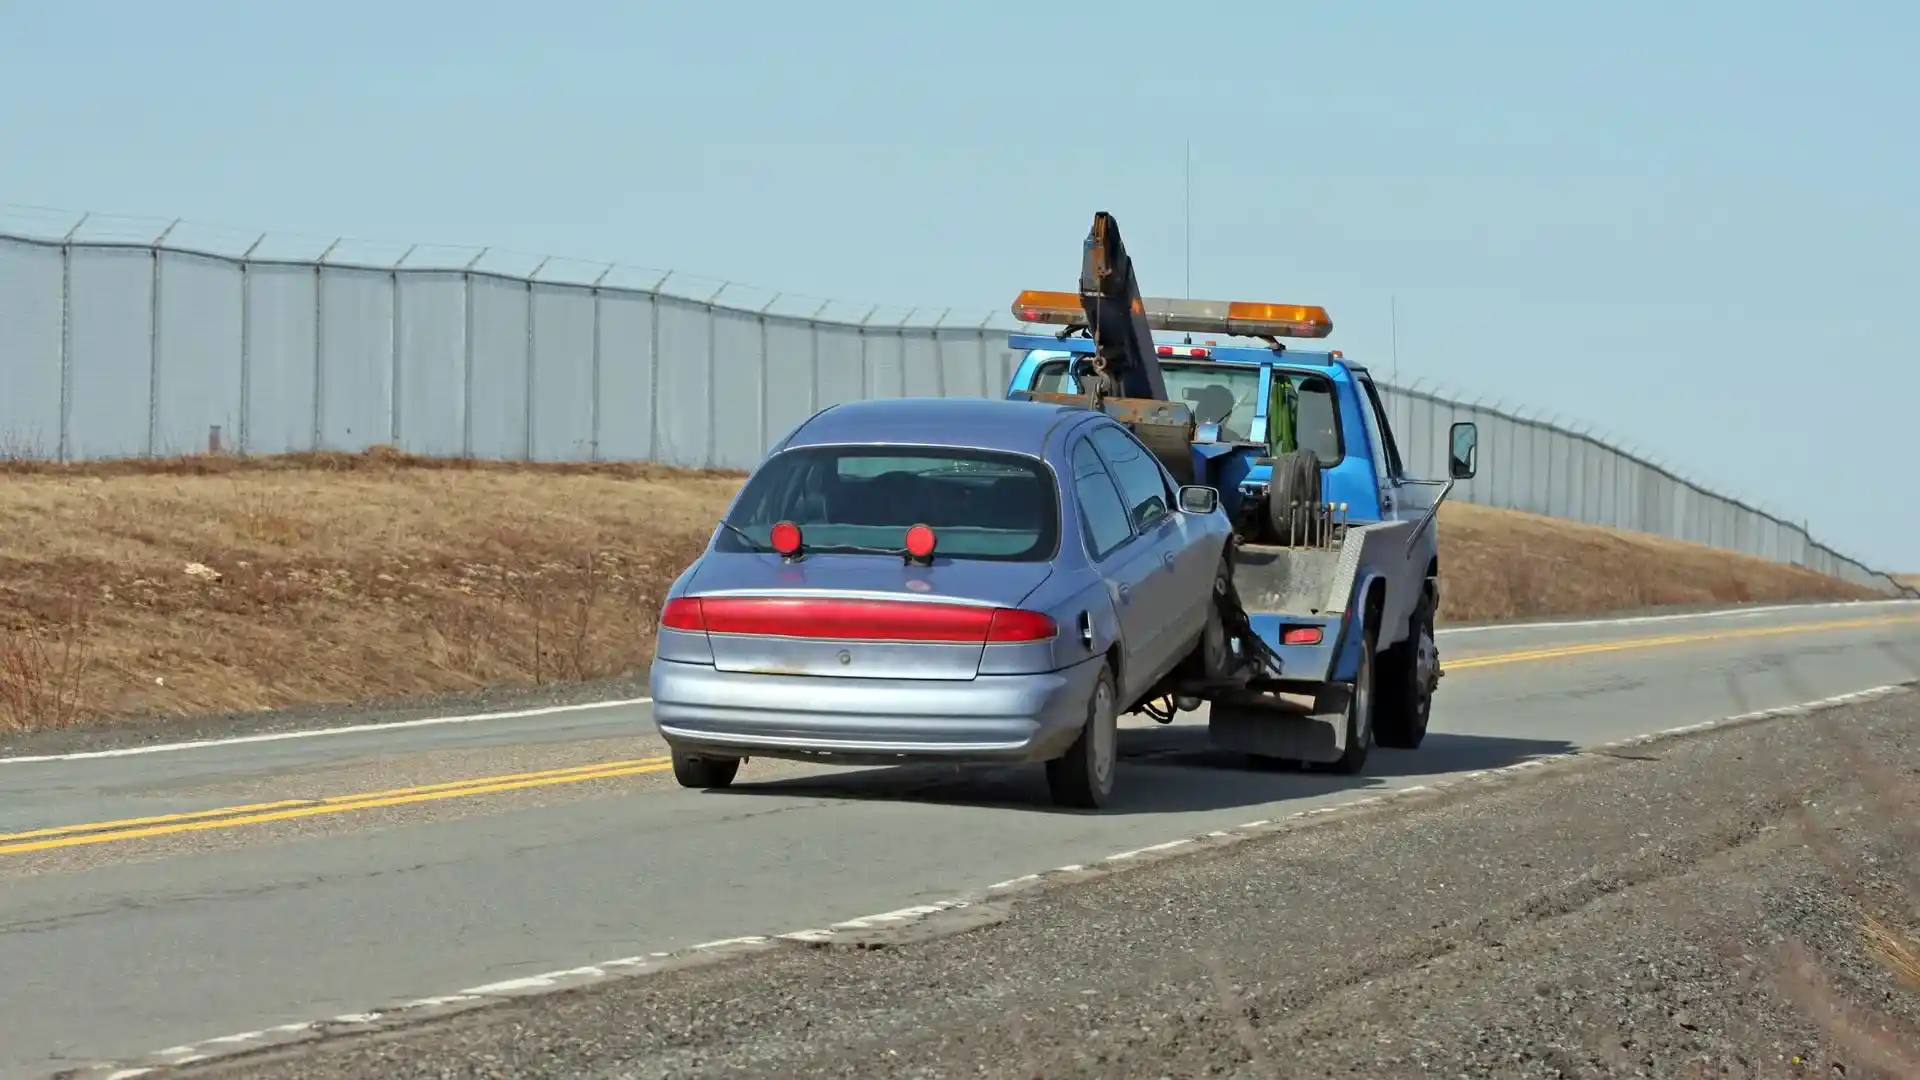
[905,523,937,559]
[1156,345,1173,356]
[985,608,1057,642]
[682,597,1056,644]
[769,520,802,556]
[1281,626,1323,646]
[661,597,707,631]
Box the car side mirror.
[1448,422,1478,480]
[1177,485,1220,515]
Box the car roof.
[784,396,1089,457]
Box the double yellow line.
[5,609,1916,859]
[1445,612,1920,671]
[0,755,673,856]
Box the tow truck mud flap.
[1206,685,1354,764]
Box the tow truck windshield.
[1027,357,1343,460]
[716,446,1060,562]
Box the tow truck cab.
[1005,335,1399,530]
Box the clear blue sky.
[2,0,1914,569]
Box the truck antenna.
[1183,141,1193,345]
[1184,141,1192,300]
[1390,295,1400,385]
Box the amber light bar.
[1011,291,1332,339]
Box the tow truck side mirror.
[1448,422,1479,480]
[1177,485,1220,515]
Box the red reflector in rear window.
[1281,626,1323,646]
[680,597,1057,644]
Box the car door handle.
[1161,551,1176,572]
[1118,583,1131,604]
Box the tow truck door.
[1354,373,1427,645]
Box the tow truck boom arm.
[1077,211,1170,402]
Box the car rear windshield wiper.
[715,520,770,551]
[805,543,907,556]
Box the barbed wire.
[0,202,1022,331]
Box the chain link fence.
[0,206,1903,594]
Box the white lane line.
[12,600,1914,768]
[76,681,1905,1080]
[0,696,654,766]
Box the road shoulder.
[148,685,1920,1080]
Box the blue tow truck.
[1006,211,1480,773]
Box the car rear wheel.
[671,750,741,790]
[1047,664,1118,809]
[1200,553,1233,679]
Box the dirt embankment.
[0,450,1881,732]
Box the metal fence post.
[525,256,550,461]
[590,263,613,462]
[147,219,180,457]
[238,232,265,454]
[312,238,342,451]
[57,213,88,462]
[390,245,415,449]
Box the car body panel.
[651,653,1107,765]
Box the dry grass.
[1437,501,1880,622]
[0,449,739,732]
[0,450,1883,733]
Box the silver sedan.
[649,396,1234,808]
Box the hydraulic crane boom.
[1007,211,1199,484]
[1076,211,1170,402]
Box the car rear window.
[717,446,1060,562]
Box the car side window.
[1358,377,1406,480]
[1089,425,1170,532]
[1070,438,1134,560]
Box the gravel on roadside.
[172,694,1920,1080]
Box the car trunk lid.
[681,553,1056,680]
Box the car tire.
[1047,664,1118,809]
[1325,617,1376,776]
[1376,584,1436,750]
[1200,552,1233,679]
[1264,449,1322,546]
[671,750,741,790]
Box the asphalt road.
[179,674,1920,1080]
[4,599,1920,1079]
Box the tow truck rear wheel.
[1047,664,1118,809]
[1375,585,1436,750]
[1324,618,1377,775]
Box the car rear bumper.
[649,655,1106,765]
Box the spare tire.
[1264,449,1323,546]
